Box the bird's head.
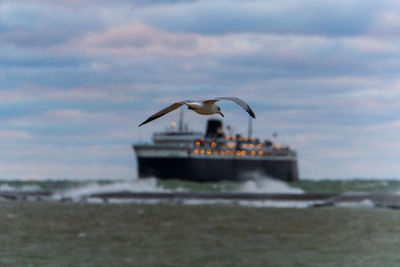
[216,105,224,117]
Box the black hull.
[137,156,298,182]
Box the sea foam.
[0,183,41,192]
[53,178,169,201]
[238,173,303,194]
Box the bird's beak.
[218,111,224,117]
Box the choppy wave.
[173,199,320,208]
[333,199,375,208]
[0,183,41,192]
[238,178,304,194]
[53,178,170,201]
[2,178,400,209]
[234,172,304,194]
[81,197,322,208]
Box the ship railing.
[190,148,296,158]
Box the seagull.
[139,97,256,127]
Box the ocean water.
[1,178,400,266]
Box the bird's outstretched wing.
[139,102,187,127]
[203,97,256,118]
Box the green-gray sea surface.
[1,202,400,266]
[2,179,400,266]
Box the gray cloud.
[136,0,380,36]
[1,0,400,178]
[0,0,200,8]
[0,2,105,47]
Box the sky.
[1,0,400,180]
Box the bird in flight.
[139,97,256,127]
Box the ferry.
[133,115,299,182]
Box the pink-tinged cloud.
[370,11,400,38]
[78,22,257,57]
[342,36,396,53]
[0,130,32,139]
[5,83,154,103]
[29,109,133,126]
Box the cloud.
[3,1,400,88]
[78,22,260,57]
[370,11,400,38]
[136,0,378,36]
[81,22,199,56]
[0,3,105,48]
[0,0,199,9]
[2,0,400,179]
[0,130,32,139]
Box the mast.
[178,108,184,132]
[248,116,253,139]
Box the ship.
[133,114,299,182]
